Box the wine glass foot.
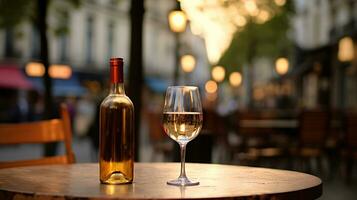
[167,177,199,186]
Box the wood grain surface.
[0,163,322,200]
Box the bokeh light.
[229,72,242,87]
[25,62,45,77]
[275,57,289,75]
[49,64,72,79]
[205,80,218,94]
[338,36,355,62]
[211,66,226,82]
[256,10,270,24]
[168,10,187,33]
[181,54,196,73]
[274,0,286,6]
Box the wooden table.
[239,119,299,129]
[0,163,322,200]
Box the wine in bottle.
[99,57,134,184]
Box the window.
[30,25,40,59]
[58,11,69,62]
[85,16,94,64]
[4,28,15,57]
[59,35,68,62]
[107,21,114,59]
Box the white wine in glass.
[163,112,202,143]
[162,86,203,186]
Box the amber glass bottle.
[99,58,134,184]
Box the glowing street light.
[205,80,218,94]
[338,36,355,62]
[49,64,72,79]
[25,62,45,77]
[211,66,225,82]
[168,10,187,33]
[229,72,242,87]
[181,54,196,73]
[168,2,187,85]
[275,57,289,75]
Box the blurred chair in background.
[146,109,173,161]
[292,110,329,174]
[201,109,229,163]
[233,111,285,167]
[343,111,357,183]
[0,104,75,168]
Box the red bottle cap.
[110,58,123,83]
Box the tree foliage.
[0,0,33,28]
[218,1,294,75]
[0,0,81,30]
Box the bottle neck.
[110,83,125,94]
[109,62,124,94]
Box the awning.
[28,74,87,97]
[0,65,33,90]
[145,77,169,93]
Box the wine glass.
[162,86,203,186]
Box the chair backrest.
[299,110,329,147]
[0,103,75,169]
[146,109,166,142]
[346,112,357,148]
[236,111,276,136]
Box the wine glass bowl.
[162,86,203,186]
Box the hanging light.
[229,72,242,87]
[211,66,225,82]
[168,10,187,33]
[275,57,289,75]
[205,80,218,94]
[234,15,247,27]
[274,0,286,6]
[245,0,259,16]
[181,54,196,73]
[25,62,45,77]
[256,10,270,24]
[338,36,355,62]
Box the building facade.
[0,0,209,86]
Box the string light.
[338,37,355,62]
[205,80,218,93]
[275,57,289,75]
[229,72,242,87]
[211,66,226,82]
[181,54,196,72]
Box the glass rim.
[167,86,199,90]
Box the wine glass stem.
[179,144,187,179]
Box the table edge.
[0,163,323,200]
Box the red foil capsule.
[110,58,124,83]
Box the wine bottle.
[99,57,134,184]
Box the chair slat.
[0,103,75,169]
[0,155,69,169]
[0,119,65,144]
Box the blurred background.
[0,0,357,199]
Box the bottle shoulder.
[100,94,134,109]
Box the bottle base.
[101,171,132,185]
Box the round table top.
[0,163,322,200]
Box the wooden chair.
[343,112,357,182]
[0,104,75,169]
[145,109,172,161]
[234,111,284,166]
[293,110,329,173]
